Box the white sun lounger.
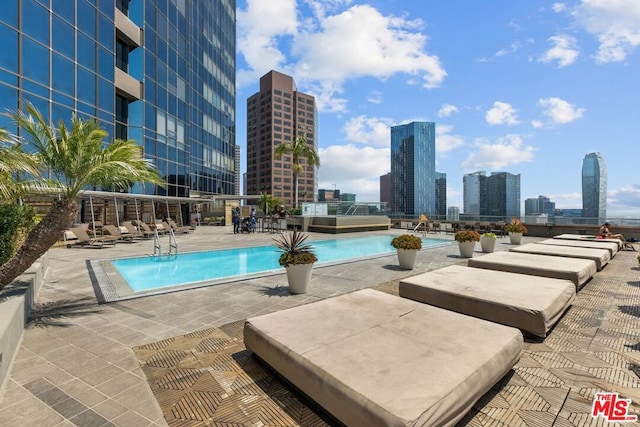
[467,251,597,290]
[244,289,523,427]
[553,234,623,249]
[399,265,576,338]
[538,238,619,257]
[510,243,611,271]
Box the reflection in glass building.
[582,152,607,224]
[390,122,436,217]
[0,0,236,201]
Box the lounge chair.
[103,224,135,243]
[132,220,166,236]
[69,227,117,248]
[167,219,194,233]
[399,265,576,338]
[467,251,597,290]
[122,221,149,239]
[244,289,523,427]
[510,243,611,271]
[539,238,619,257]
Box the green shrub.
[0,203,36,264]
[391,234,422,250]
[455,230,480,242]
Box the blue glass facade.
[0,0,236,198]
[390,122,436,217]
[582,152,607,224]
[486,172,521,219]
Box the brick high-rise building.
[246,70,317,206]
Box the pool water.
[110,235,448,292]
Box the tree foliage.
[274,134,320,208]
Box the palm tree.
[0,129,40,201]
[274,134,320,208]
[258,192,273,216]
[0,104,164,289]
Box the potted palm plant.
[504,218,527,245]
[391,234,422,269]
[480,232,497,253]
[455,230,480,258]
[273,230,318,294]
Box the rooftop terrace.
[0,226,638,426]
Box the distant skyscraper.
[390,122,436,217]
[379,173,391,208]
[486,172,520,219]
[525,195,555,216]
[435,172,447,219]
[463,171,487,216]
[246,70,317,206]
[447,206,460,221]
[582,152,607,224]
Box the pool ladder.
[153,229,178,260]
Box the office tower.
[524,195,556,216]
[318,189,339,202]
[246,70,317,206]
[234,145,241,196]
[0,1,237,199]
[463,171,487,216]
[379,173,391,208]
[340,193,356,202]
[582,152,607,224]
[435,172,447,219]
[390,122,436,217]
[486,172,521,220]
[447,206,460,221]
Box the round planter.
[480,236,496,253]
[509,232,523,245]
[457,241,476,258]
[285,263,314,294]
[396,248,418,270]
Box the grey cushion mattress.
[244,288,523,427]
[540,238,619,257]
[510,243,611,270]
[467,251,597,290]
[399,265,576,337]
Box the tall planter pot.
[396,249,418,270]
[509,232,523,245]
[480,236,496,253]
[457,241,476,258]
[285,263,314,294]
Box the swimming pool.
[93,235,449,301]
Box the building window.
[116,39,129,72]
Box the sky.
[234,0,640,217]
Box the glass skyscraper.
[486,172,521,220]
[390,121,436,217]
[582,152,607,224]
[463,171,487,216]
[435,171,447,219]
[0,0,236,199]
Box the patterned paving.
[134,250,640,426]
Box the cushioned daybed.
[399,265,576,338]
[467,251,597,290]
[510,243,611,271]
[244,289,523,427]
[553,234,623,249]
[538,238,619,257]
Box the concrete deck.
[0,226,638,426]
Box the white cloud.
[438,104,459,118]
[539,35,580,67]
[236,0,298,87]
[495,42,521,57]
[538,97,585,124]
[342,116,393,147]
[546,192,582,209]
[461,134,536,170]
[485,102,520,126]
[531,120,544,128]
[608,184,640,211]
[572,0,640,63]
[552,3,567,13]
[436,124,464,153]
[318,144,390,201]
[237,3,447,112]
[366,91,383,104]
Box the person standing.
[250,207,257,233]
[232,207,240,234]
